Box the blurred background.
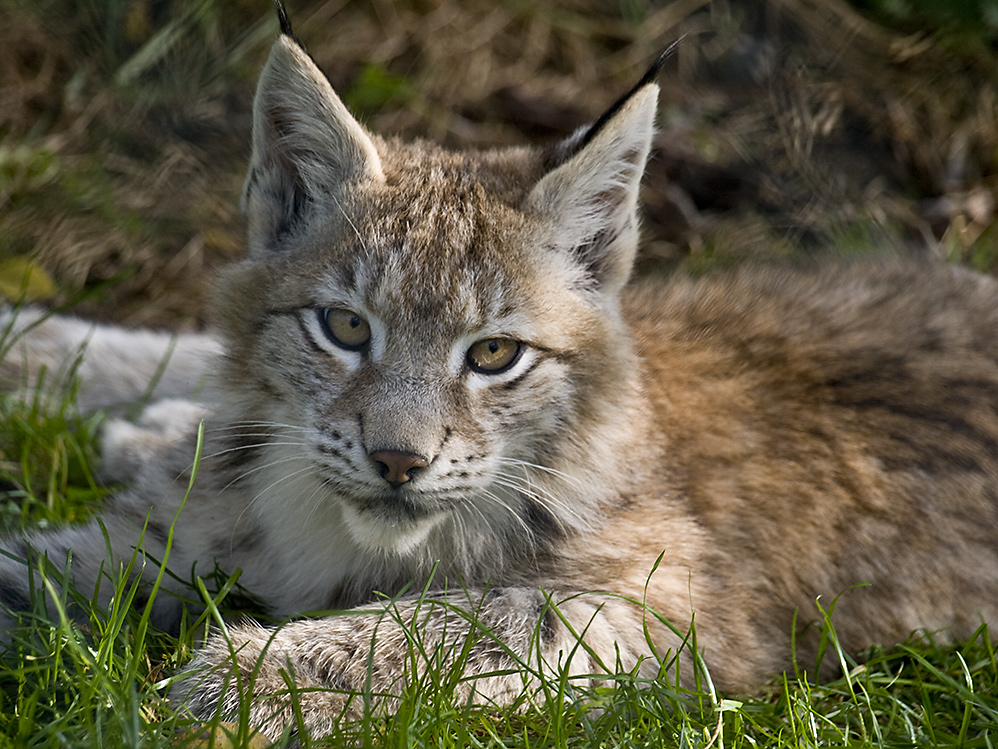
[1,0,997,328]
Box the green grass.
[2,0,998,744]
[0,314,108,531]
[0,329,996,747]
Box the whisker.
[201,440,307,463]
[171,440,309,488]
[301,476,338,532]
[230,463,321,550]
[206,428,309,439]
[490,472,577,514]
[489,471,590,532]
[470,487,533,538]
[496,457,587,488]
[218,452,314,492]
[209,418,308,427]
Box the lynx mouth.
[338,494,445,554]
[344,481,441,516]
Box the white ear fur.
[242,36,384,255]
[525,84,658,294]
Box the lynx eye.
[467,338,522,374]
[318,308,371,351]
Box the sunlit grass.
[2,0,998,744]
[0,324,995,747]
[0,312,109,533]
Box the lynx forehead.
[0,6,996,745]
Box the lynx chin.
[2,8,998,745]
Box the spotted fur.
[2,22,998,746]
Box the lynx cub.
[3,12,998,744]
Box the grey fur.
[1,29,997,747]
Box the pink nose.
[369,450,428,487]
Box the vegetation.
[2,0,998,746]
[3,0,998,323]
[0,375,995,748]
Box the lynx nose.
[370,450,429,488]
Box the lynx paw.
[171,618,401,742]
[100,399,210,483]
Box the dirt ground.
[2,0,996,328]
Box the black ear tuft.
[634,38,684,95]
[272,0,306,50]
[577,39,680,152]
[548,39,681,169]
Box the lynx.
[2,8,998,744]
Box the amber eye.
[318,308,371,351]
[467,338,522,374]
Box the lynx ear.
[242,34,384,255]
[525,80,658,295]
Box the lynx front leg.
[173,588,690,743]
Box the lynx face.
[209,37,656,556]
[237,184,607,553]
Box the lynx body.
[2,22,997,743]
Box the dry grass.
[1,0,997,329]
[2,4,998,745]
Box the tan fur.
[1,27,997,746]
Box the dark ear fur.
[272,0,297,40]
[546,41,677,171]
